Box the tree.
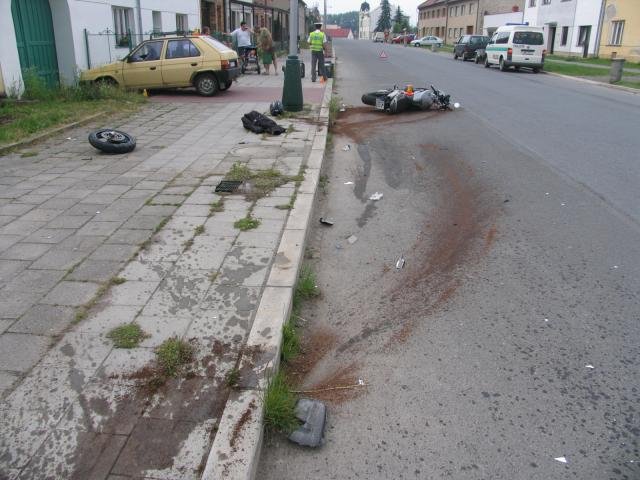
[375,0,392,32]
[392,6,409,33]
[306,6,321,33]
[326,11,359,32]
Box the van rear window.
[513,32,543,45]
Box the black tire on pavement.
[499,57,508,72]
[485,56,491,68]
[454,52,458,60]
[195,73,219,96]
[533,67,540,73]
[361,92,388,106]
[475,55,481,64]
[88,129,136,154]
[220,80,233,91]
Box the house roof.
[418,0,446,9]
[326,28,352,38]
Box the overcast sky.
[314,1,419,24]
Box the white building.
[359,2,372,40]
[523,0,603,57]
[483,11,525,37]
[1,0,200,94]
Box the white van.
[484,25,545,72]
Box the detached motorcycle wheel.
[88,129,136,154]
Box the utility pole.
[282,0,303,111]
[324,0,327,28]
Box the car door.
[162,39,203,87]
[122,40,164,88]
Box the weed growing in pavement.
[209,198,225,214]
[182,238,194,249]
[281,319,300,362]
[226,162,252,182]
[156,337,194,377]
[263,371,299,433]
[209,271,219,282]
[20,151,38,158]
[225,368,240,387]
[318,174,329,193]
[296,265,320,302]
[107,323,149,349]
[153,218,169,234]
[234,215,261,231]
[110,276,126,285]
[194,225,205,235]
[328,96,341,129]
[278,103,313,119]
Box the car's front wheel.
[454,52,458,60]
[195,73,219,96]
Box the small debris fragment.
[288,398,327,448]
[358,378,365,386]
[319,217,334,226]
[335,243,343,250]
[554,456,568,464]
[453,102,461,109]
[585,365,595,369]
[395,255,405,269]
[95,211,101,214]
[561,203,566,206]
[344,181,354,185]
[369,192,383,201]
[347,235,358,245]
[612,265,619,269]
[342,145,351,151]
[544,318,549,322]
[545,192,550,196]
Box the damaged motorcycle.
[361,85,455,114]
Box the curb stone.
[200,76,334,480]
[542,70,639,94]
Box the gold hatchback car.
[80,35,240,96]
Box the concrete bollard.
[610,58,625,83]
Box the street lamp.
[282,0,303,111]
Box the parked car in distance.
[373,31,385,43]
[410,35,443,47]
[80,35,240,96]
[453,35,490,60]
[392,34,416,44]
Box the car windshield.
[513,32,544,45]
[201,36,234,52]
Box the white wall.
[483,11,524,35]
[524,0,602,56]
[0,1,23,94]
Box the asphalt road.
[258,40,640,480]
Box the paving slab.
[0,72,330,480]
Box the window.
[113,6,133,47]
[129,40,163,62]
[449,7,453,16]
[166,39,200,59]
[529,0,536,5]
[513,31,544,44]
[152,11,162,33]
[610,20,624,45]
[495,32,510,44]
[448,28,452,38]
[455,6,459,16]
[469,3,474,14]
[542,0,551,4]
[176,13,188,33]
[577,25,590,46]
[561,26,568,45]
[461,5,465,15]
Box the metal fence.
[84,28,289,69]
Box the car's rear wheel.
[475,55,481,64]
[195,73,219,96]
[454,52,458,60]
[219,80,233,91]
[484,56,491,68]
[533,67,540,73]
[95,77,117,87]
[499,57,508,71]
[361,91,388,106]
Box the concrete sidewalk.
[0,63,330,479]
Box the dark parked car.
[453,35,490,61]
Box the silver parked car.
[410,36,443,47]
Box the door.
[122,40,164,88]
[11,0,59,88]
[548,26,556,54]
[162,39,203,86]
[579,26,591,58]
